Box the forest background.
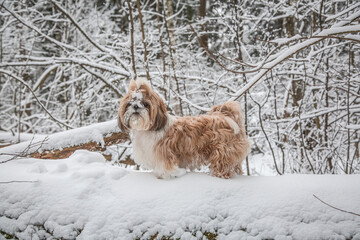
[0,0,359,175]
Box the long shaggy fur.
[118,79,250,179]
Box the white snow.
[0,150,359,239]
[131,90,143,101]
[0,131,46,145]
[347,124,360,130]
[271,34,302,45]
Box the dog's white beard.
[124,109,150,131]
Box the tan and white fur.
[118,78,251,179]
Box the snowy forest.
[1,1,360,239]
[1,0,360,176]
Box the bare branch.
[0,57,130,76]
[0,136,49,164]
[313,195,360,217]
[0,180,38,184]
[81,65,123,98]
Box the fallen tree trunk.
[30,132,129,160]
[0,120,129,162]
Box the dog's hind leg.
[208,148,236,179]
[234,161,244,175]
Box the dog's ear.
[129,79,137,92]
[149,96,168,131]
[117,113,129,133]
[117,97,129,133]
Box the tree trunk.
[198,0,208,48]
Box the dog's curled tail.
[210,101,251,171]
[209,101,246,134]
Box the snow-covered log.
[0,120,129,161]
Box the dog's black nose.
[133,104,139,110]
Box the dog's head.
[118,78,167,132]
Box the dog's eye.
[142,102,149,108]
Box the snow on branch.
[190,7,360,101]
[230,23,360,101]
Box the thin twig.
[0,180,38,184]
[313,195,360,217]
[0,136,49,164]
[80,65,123,98]
[249,92,282,175]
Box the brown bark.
[126,0,137,79]
[136,0,151,84]
[198,0,208,48]
[30,132,129,160]
[166,0,176,51]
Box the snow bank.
[0,151,359,239]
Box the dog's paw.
[153,171,171,179]
[170,168,187,178]
[153,168,186,179]
[211,171,233,179]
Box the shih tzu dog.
[118,78,250,179]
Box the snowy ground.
[0,150,359,240]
